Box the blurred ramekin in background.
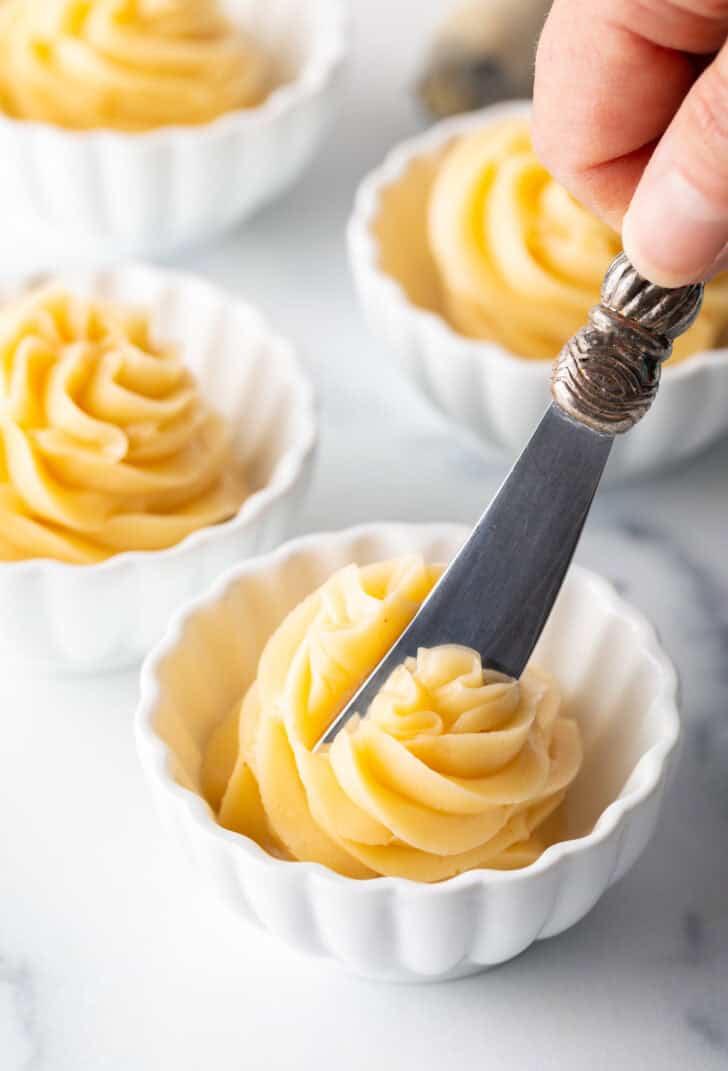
[0,0,348,256]
[0,265,317,672]
[348,101,728,482]
[136,522,680,982]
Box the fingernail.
[623,169,728,287]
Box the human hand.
[533,1,728,286]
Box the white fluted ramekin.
[348,100,728,482]
[0,0,348,256]
[136,522,680,982]
[0,265,316,673]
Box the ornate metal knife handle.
[552,252,704,434]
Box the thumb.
[623,46,728,287]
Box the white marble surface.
[1,2,727,1068]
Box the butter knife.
[315,253,703,749]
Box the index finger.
[532,0,728,228]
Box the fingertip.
[623,171,728,287]
[621,209,698,288]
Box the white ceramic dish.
[136,522,680,982]
[0,265,317,673]
[348,101,728,482]
[0,0,348,256]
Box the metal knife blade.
[316,404,612,749]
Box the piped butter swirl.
[0,0,268,131]
[428,117,728,363]
[202,557,582,882]
[0,285,247,563]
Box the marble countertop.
[1,2,727,1068]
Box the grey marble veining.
[595,517,728,826]
[0,955,43,1071]
[685,1009,727,1052]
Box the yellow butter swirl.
[0,0,268,131]
[202,557,582,882]
[428,117,728,363]
[0,285,247,563]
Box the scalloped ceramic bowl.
[348,100,728,482]
[136,522,680,982]
[0,264,317,673]
[0,0,348,256]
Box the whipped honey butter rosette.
[428,116,728,363]
[0,0,269,131]
[202,556,582,882]
[0,0,348,254]
[0,284,247,563]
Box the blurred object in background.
[417,0,552,118]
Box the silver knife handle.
[551,252,704,435]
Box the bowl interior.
[372,143,452,322]
[148,527,676,860]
